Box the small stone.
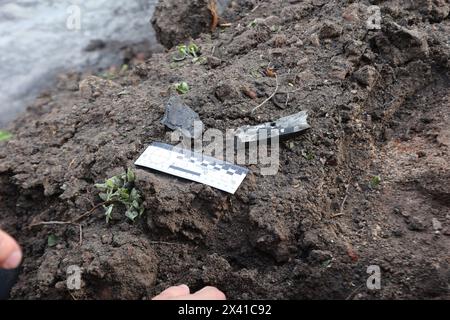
[353,65,379,89]
[407,216,427,231]
[309,33,320,47]
[262,15,281,27]
[215,82,239,102]
[272,34,287,47]
[382,20,429,64]
[373,225,382,238]
[54,281,67,290]
[342,7,360,22]
[290,177,300,188]
[207,56,222,68]
[392,229,403,237]
[331,59,353,80]
[297,57,309,66]
[248,192,257,204]
[269,48,284,56]
[101,234,112,245]
[309,250,333,263]
[417,151,426,158]
[134,63,148,77]
[79,75,120,100]
[432,218,442,231]
[319,21,343,39]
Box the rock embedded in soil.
[319,21,343,39]
[207,56,222,68]
[412,0,450,22]
[353,65,379,89]
[79,75,121,100]
[378,19,430,65]
[308,250,333,264]
[432,218,442,231]
[407,216,428,231]
[215,81,240,102]
[152,0,214,49]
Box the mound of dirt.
[0,0,449,299]
[152,0,216,49]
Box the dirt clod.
[152,0,214,49]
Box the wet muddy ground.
[0,0,449,299]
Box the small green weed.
[302,149,315,161]
[370,175,381,188]
[0,130,12,142]
[174,81,190,94]
[95,168,144,223]
[47,234,58,247]
[248,19,258,28]
[172,42,202,62]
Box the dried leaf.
[265,67,276,78]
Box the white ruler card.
[135,142,249,194]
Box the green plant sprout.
[187,43,200,57]
[248,19,258,28]
[175,81,190,94]
[172,42,201,62]
[47,234,58,247]
[173,44,188,61]
[95,168,144,223]
[370,175,381,188]
[301,149,315,161]
[120,64,129,74]
[0,130,12,142]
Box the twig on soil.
[251,74,279,113]
[68,158,76,169]
[81,195,95,208]
[28,199,107,251]
[28,220,84,246]
[149,241,183,246]
[277,87,303,94]
[79,224,83,246]
[71,201,110,223]
[69,292,78,301]
[251,4,260,12]
[29,220,73,228]
[28,201,109,228]
[339,184,350,213]
[345,283,364,300]
[331,184,350,219]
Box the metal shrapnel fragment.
[233,111,310,143]
[161,96,203,139]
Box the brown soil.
[0,0,449,299]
